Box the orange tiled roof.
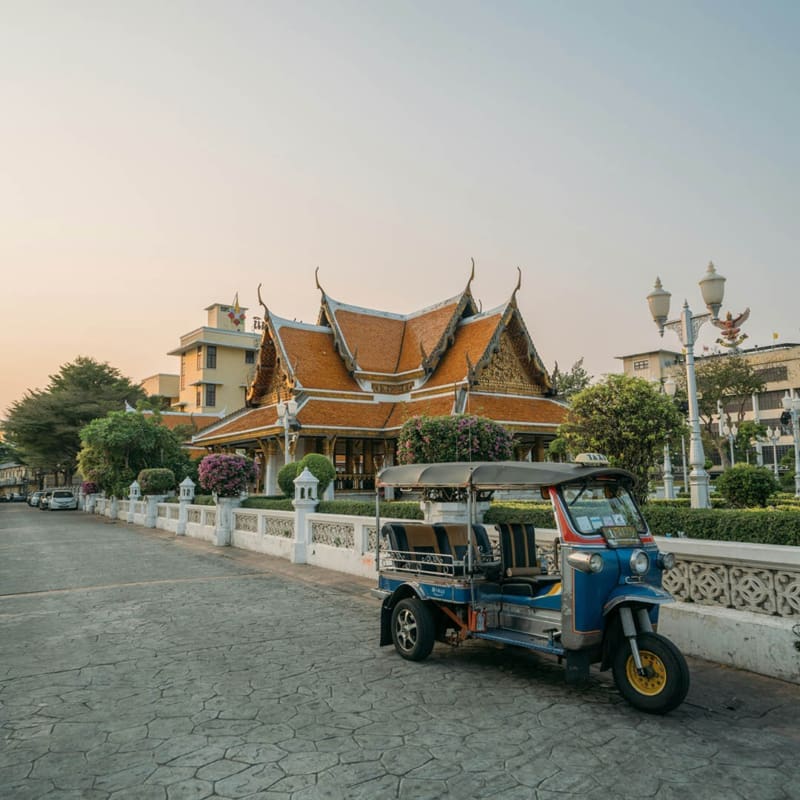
[465,393,567,426]
[276,325,360,391]
[193,407,278,443]
[425,312,502,387]
[397,302,461,373]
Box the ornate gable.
[246,315,295,407]
[471,308,552,396]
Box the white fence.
[88,496,800,683]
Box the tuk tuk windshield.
[560,479,647,544]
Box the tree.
[4,357,145,482]
[558,375,686,503]
[551,358,592,400]
[688,354,765,468]
[77,411,191,497]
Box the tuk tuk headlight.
[629,549,650,576]
[567,551,605,573]
[658,552,676,571]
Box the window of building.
[756,365,788,383]
[633,360,649,370]
[759,390,786,411]
[196,346,203,369]
[180,355,186,390]
[205,384,216,407]
[206,345,217,369]
[196,387,202,408]
[245,350,255,364]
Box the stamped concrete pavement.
[1,503,799,800]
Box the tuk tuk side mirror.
[540,487,549,500]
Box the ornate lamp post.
[276,398,298,466]
[722,422,738,467]
[781,393,800,497]
[765,427,780,477]
[661,376,678,500]
[647,262,726,509]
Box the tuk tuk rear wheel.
[391,598,435,661]
[612,632,689,714]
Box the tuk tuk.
[374,455,689,714]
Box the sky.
[1,0,798,416]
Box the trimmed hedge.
[483,503,556,527]
[241,497,423,519]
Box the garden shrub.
[714,465,779,508]
[483,502,556,527]
[298,453,336,494]
[198,454,257,497]
[277,462,301,497]
[397,414,514,464]
[137,468,176,495]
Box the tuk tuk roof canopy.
[376,461,635,490]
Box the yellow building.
[167,301,260,414]
[139,373,180,406]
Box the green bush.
[397,414,514,463]
[298,453,336,494]
[641,504,800,546]
[241,497,423,518]
[242,497,294,511]
[483,502,556,527]
[137,468,176,495]
[714,465,779,508]
[277,462,300,497]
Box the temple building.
[192,269,568,495]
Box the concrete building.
[166,300,260,414]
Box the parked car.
[38,491,53,510]
[10,492,27,502]
[0,494,9,502]
[28,491,44,507]
[48,490,78,511]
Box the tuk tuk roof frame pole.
[647,263,727,510]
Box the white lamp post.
[781,392,800,497]
[722,422,738,467]
[661,376,678,500]
[276,398,298,466]
[765,427,780,477]
[647,262,726,509]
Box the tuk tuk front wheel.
[612,632,690,714]
[391,598,435,662]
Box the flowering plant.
[198,454,258,498]
[81,481,99,495]
[397,415,514,464]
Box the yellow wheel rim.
[626,649,668,696]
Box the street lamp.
[661,377,677,500]
[765,427,780,477]
[722,422,738,467]
[647,262,726,509]
[276,398,298,466]
[781,392,800,497]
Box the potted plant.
[198,454,258,545]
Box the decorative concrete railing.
[86,489,800,683]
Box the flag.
[772,332,779,340]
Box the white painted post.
[292,467,319,564]
[177,476,194,536]
[127,481,141,523]
[214,496,241,546]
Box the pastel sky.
[2,1,798,416]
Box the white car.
[48,490,78,511]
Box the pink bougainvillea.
[198,454,258,498]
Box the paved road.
[1,504,799,800]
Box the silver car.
[48,490,78,511]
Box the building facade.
[193,273,568,495]
[166,301,260,414]
[617,343,800,470]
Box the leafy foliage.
[558,375,686,503]
[277,462,300,497]
[4,357,145,481]
[137,468,176,495]
[241,497,423,519]
[198,454,257,498]
[551,357,592,399]
[714,464,779,508]
[78,410,191,497]
[397,415,514,464]
[276,454,337,497]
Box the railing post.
[127,481,141,523]
[177,477,194,536]
[292,468,319,564]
